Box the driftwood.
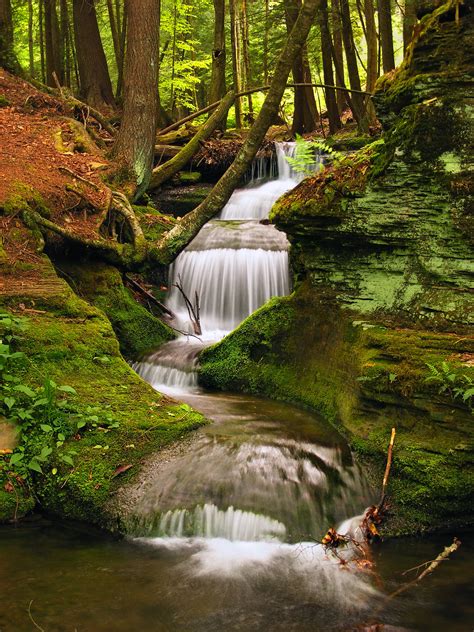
[149,91,235,190]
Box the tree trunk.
[27,0,34,76]
[155,0,321,264]
[331,0,345,114]
[364,0,378,123]
[0,0,20,73]
[318,0,340,133]
[60,0,70,86]
[339,0,369,131]
[377,0,395,72]
[111,0,160,199]
[284,0,319,134]
[39,0,45,82]
[229,0,242,128]
[72,0,115,109]
[44,0,62,85]
[403,0,419,51]
[209,0,226,114]
[116,0,127,97]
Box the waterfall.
[135,140,320,393]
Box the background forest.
[3,0,416,134]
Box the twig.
[27,600,45,632]
[378,427,396,510]
[173,274,202,336]
[59,166,100,191]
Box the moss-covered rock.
[200,1,474,535]
[0,247,206,527]
[56,261,174,358]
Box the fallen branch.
[149,90,235,190]
[378,427,396,511]
[124,274,175,318]
[59,166,100,191]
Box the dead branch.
[173,274,202,335]
[379,427,396,511]
[124,274,175,318]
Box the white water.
[135,142,318,393]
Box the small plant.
[285,135,343,176]
[425,361,474,409]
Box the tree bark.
[364,0,378,123]
[284,0,319,134]
[339,0,369,131]
[27,0,35,76]
[318,0,340,133]
[111,0,160,199]
[403,0,419,51]
[44,0,62,85]
[209,0,227,130]
[229,0,242,128]
[154,0,322,264]
[0,0,21,74]
[377,0,395,72]
[72,0,115,109]
[331,0,346,114]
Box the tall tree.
[229,0,242,128]
[284,0,319,134]
[377,0,395,72]
[339,0,369,131]
[318,0,340,133]
[27,0,34,76]
[331,0,346,114]
[72,0,114,109]
[111,0,160,199]
[209,0,227,129]
[0,0,20,73]
[403,0,419,51]
[44,0,62,85]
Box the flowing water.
[2,143,472,631]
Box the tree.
[209,0,226,106]
[403,0,419,51]
[318,0,341,133]
[44,0,62,85]
[0,0,20,73]
[284,0,319,134]
[72,0,115,108]
[331,0,346,114]
[339,0,369,131]
[377,0,395,72]
[111,0,160,199]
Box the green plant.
[285,135,343,176]
[425,361,474,409]
[0,313,120,480]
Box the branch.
[149,91,235,190]
[124,274,175,318]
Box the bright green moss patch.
[57,261,174,358]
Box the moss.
[0,94,10,108]
[0,487,35,523]
[132,204,177,242]
[56,261,175,358]
[200,283,474,534]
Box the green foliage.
[0,313,121,481]
[425,361,474,409]
[285,135,343,176]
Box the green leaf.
[57,433,65,441]
[76,420,86,429]
[9,452,24,465]
[13,384,36,397]
[40,424,53,432]
[57,385,77,394]
[462,388,474,401]
[3,396,15,409]
[60,455,74,466]
[27,459,43,474]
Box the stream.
[2,144,472,631]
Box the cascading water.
[130,142,379,622]
[134,142,320,391]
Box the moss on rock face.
[201,2,474,535]
[57,261,174,358]
[0,249,206,528]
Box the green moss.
[0,487,35,523]
[0,94,10,108]
[56,261,175,358]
